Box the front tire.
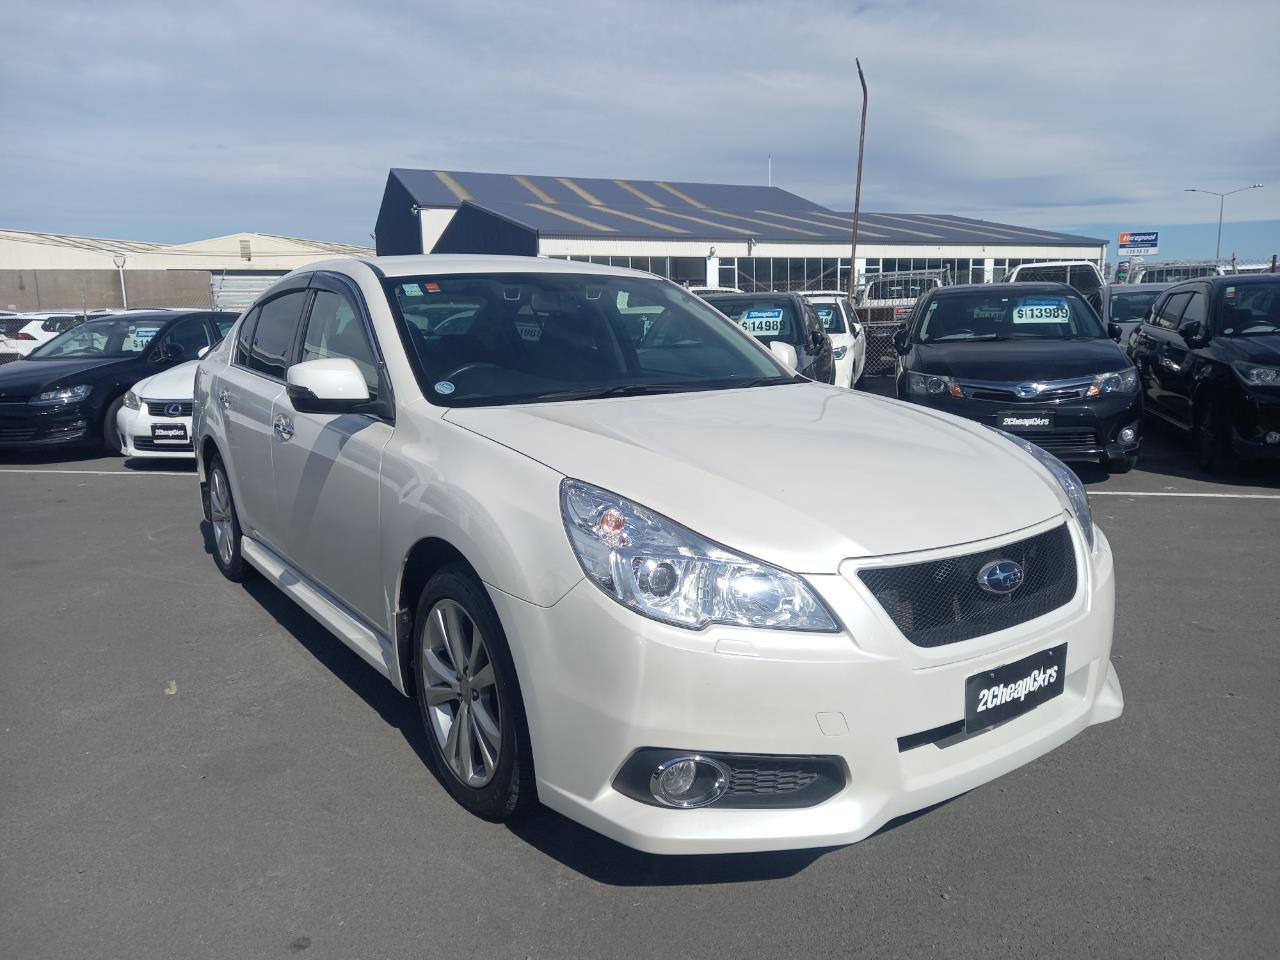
[102,397,124,454]
[413,563,535,821]
[207,456,250,582]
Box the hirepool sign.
[1118,231,1159,255]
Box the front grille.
[969,385,1090,402]
[1017,429,1099,454]
[145,400,193,417]
[132,436,193,451]
[857,523,1077,647]
[0,425,38,442]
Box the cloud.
[1,0,1277,242]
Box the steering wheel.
[439,361,503,381]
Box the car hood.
[912,339,1130,381]
[133,359,198,399]
[1209,334,1280,365]
[0,357,125,398]
[444,383,1067,572]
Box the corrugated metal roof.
[386,169,1104,247]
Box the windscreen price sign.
[1118,231,1159,255]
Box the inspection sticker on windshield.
[740,308,783,335]
[1012,298,1069,323]
[402,283,423,297]
[433,380,455,395]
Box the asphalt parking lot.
[2,381,1278,960]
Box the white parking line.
[1091,490,1280,500]
[0,468,193,477]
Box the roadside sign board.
[1118,231,1159,255]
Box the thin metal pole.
[1216,195,1224,260]
[848,59,868,315]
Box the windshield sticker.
[424,282,441,293]
[740,308,784,335]
[1012,299,1069,323]
[815,307,834,321]
[127,328,160,351]
[402,283,423,297]
[1225,286,1236,300]
[515,320,543,342]
[433,380,455,396]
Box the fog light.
[649,755,729,808]
[1266,431,1280,445]
[1119,427,1137,443]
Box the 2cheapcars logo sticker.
[1002,415,1051,427]
[975,665,1059,713]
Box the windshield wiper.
[531,383,704,402]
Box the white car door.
[269,274,392,627]
[216,285,310,551]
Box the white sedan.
[801,293,866,388]
[116,359,199,458]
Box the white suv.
[194,255,1123,854]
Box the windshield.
[809,301,849,334]
[29,316,167,359]
[915,291,1104,342]
[705,296,803,346]
[1218,282,1280,337]
[1108,291,1161,323]
[383,273,792,406]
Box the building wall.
[0,269,213,311]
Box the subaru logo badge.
[1014,383,1041,398]
[977,559,1024,595]
[165,403,184,418]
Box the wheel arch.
[394,537,483,695]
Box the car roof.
[702,291,799,301]
[1108,282,1170,290]
[313,254,655,281]
[929,282,1074,295]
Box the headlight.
[831,345,848,360]
[1086,367,1138,396]
[906,372,963,398]
[560,478,838,632]
[123,390,141,410]
[1232,361,1280,386]
[31,384,91,405]
[986,428,1094,549]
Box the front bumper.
[1231,394,1280,461]
[901,390,1142,463]
[494,517,1122,854]
[0,401,94,447]
[117,404,195,459]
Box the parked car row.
[186,254,1123,854]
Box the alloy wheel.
[420,598,502,788]
[208,467,235,567]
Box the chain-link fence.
[1115,255,1278,283]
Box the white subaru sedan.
[193,255,1123,854]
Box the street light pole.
[1184,184,1264,259]
[112,254,128,309]
[848,59,868,316]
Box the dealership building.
[374,168,1107,291]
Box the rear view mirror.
[286,358,370,414]
[1107,322,1123,341]
[769,341,798,369]
[1180,320,1207,347]
[197,345,210,359]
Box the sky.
[2,0,1279,256]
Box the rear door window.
[246,291,308,379]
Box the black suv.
[702,292,835,384]
[0,310,235,451]
[894,283,1141,472]
[1129,274,1280,472]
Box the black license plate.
[151,423,188,442]
[998,410,1055,432]
[965,643,1066,734]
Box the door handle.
[273,414,295,441]
[218,387,232,409]
[1160,356,1183,373]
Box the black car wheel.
[102,396,124,454]
[1194,397,1237,475]
[413,562,536,821]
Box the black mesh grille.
[727,762,820,797]
[1014,430,1099,454]
[858,524,1077,647]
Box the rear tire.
[207,456,250,582]
[413,563,535,821]
[1194,398,1236,475]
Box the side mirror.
[286,357,370,414]
[850,321,863,340]
[1180,320,1207,347]
[1108,322,1123,341]
[892,327,910,354]
[768,340,798,370]
[197,345,210,359]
